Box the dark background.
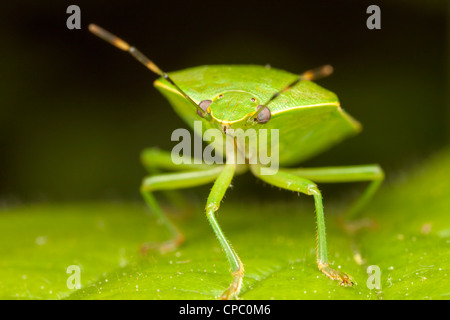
[0,1,448,203]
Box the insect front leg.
[141,147,215,212]
[140,165,224,254]
[205,163,244,300]
[250,165,353,287]
[282,164,384,221]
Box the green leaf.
[1,148,449,300]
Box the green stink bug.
[89,24,384,300]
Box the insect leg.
[205,163,244,300]
[140,166,224,254]
[141,147,214,172]
[141,147,219,210]
[282,164,385,220]
[250,165,353,287]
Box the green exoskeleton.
[89,24,384,299]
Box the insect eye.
[197,100,212,117]
[251,98,256,102]
[255,105,271,124]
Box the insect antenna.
[252,65,334,121]
[88,24,209,118]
